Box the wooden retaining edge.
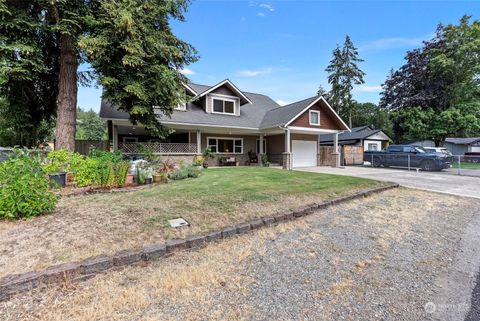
[0,183,399,301]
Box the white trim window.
[367,143,378,151]
[309,110,320,126]
[212,97,236,115]
[175,103,186,111]
[207,137,243,154]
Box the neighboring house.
[99,79,349,169]
[411,137,480,155]
[319,125,392,151]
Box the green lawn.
[0,167,386,278]
[458,162,480,170]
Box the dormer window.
[213,98,235,115]
[175,102,186,111]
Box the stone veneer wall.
[282,152,292,170]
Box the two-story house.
[99,79,349,169]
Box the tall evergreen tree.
[325,36,365,128]
[316,85,329,99]
[0,0,198,150]
[325,46,343,114]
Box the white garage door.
[471,146,480,152]
[292,140,317,167]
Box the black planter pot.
[144,178,153,184]
[48,172,66,188]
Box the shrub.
[169,165,201,180]
[43,149,101,187]
[136,166,153,184]
[89,148,123,164]
[97,161,115,188]
[0,149,57,219]
[72,157,99,187]
[114,161,130,187]
[261,154,270,167]
[43,149,72,173]
[192,155,204,166]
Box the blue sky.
[79,0,479,112]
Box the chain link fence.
[0,148,49,163]
[363,152,480,176]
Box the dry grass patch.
[0,167,383,278]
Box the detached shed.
[319,125,392,151]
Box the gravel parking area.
[1,188,479,321]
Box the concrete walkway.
[296,166,480,199]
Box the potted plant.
[126,173,135,186]
[202,146,215,169]
[158,172,168,183]
[43,162,67,188]
[144,167,154,184]
[153,172,162,183]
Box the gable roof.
[192,79,252,105]
[260,96,319,128]
[261,95,350,131]
[320,125,391,143]
[100,82,349,131]
[100,85,280,129]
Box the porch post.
[333,132,340,167]
[112,121,118,152]
[258,133,264,165]
[317,134,321,166]
[283,128,291,170]
[196,129,201,154]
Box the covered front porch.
[109,120,341,168]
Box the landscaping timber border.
[0,183,399,301]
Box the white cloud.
[354,85,382,92]
[179,68,195,75]
[276,100,291,106]
[259,3,274,11]
[237,67,273,77]
[257,12,266,17]
[359,35,432,51]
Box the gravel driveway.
[1,188,479,321]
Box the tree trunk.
[55,34,78,151]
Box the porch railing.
[118,142,198,154]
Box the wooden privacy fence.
[341,146,364,165]
[318,146,336,166]
[75,140,109,155]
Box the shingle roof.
[445,137,480,145]
[260,96,319,128]
[320,125,390,143]
[100,83,346,130]
[99,83,282,129]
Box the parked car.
[364,145,452,171]
[423,147,452,156]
